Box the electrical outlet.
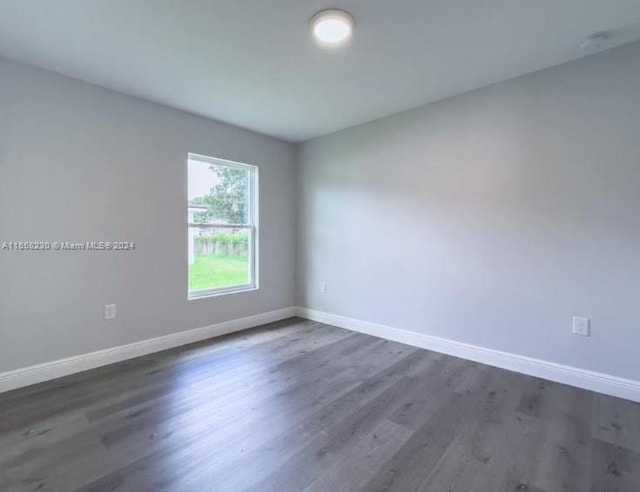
[320,282,327,294]
[104,304,116,320]
[572,316,589,336]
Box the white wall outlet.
[572,316,590,336]
[320,282,327,294]
[104,304,117,320]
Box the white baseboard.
[4,305,638,403]
[0,307,297,394]
[297,307,640,403]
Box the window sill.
[188,285,258,300]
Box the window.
[187,153,258,299]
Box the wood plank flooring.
[1,317,639,491]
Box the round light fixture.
[580,33,610,52]
[310,9,354,47]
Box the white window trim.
[187,153,259,300]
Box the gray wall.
[297,41,640,381]
[0,56,296,372]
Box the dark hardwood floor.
[1,318,639,491]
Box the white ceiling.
[1,1,640,142]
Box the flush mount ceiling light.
[310,9,354,47]
[580,33,610,52]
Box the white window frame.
[187,153,259,300]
